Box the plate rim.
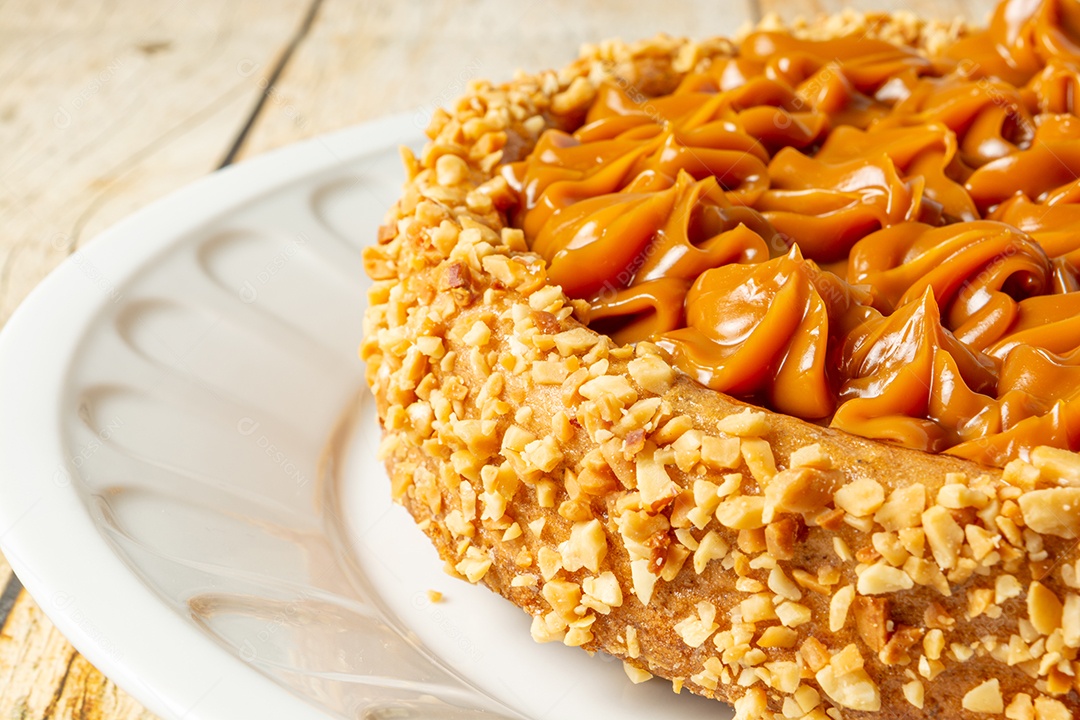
[0,113,421,720]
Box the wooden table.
[0,0,995,716]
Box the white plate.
[0,115,726,720]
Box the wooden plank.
[0,0,312,326]
[0,590,156,719]
[757,0,998,24]
[233,0,755,160]
[0,1,318,717]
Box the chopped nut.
[462,319,491,347]
[857,562,913,595]
[623,661,652,684]
[1028,581,1063,636]
[716,409,769,437]
[776,601,812,628]
[537,546,562,581]
[764,467,839,520]
[835,478,885,517]
[536,480,556,508]
[531,360,569,385]
[625,625,640,659]
[733,687,768,718]
[757,626,799,648]
[793,567,831,594]
[694,530,729,573]
[435,153,469,186]
[962,678,1003,714]
[830,584,856,633]
[741,438,777,481]
[576,465,617,496]
[563,623,594,648]
[818,507,847,531]
[1006,693,1034,720]
[1018,488,1080,538]
[688,478,722,530]
[1033,696,1070,720]
[768,566,803,601]
[833,536,854,563]
[996,574,1023,604]
[898,526,926,557]
[815,665,881,712]
[674,601,719,648]
[715,495,766,530]
[903,555,951,596]
[541,579,581,622]
[552,327,597,355]
[559,519,607,573]
[530,611,566,643]
[627,355,675,395]
[950,641,974,662]
[652,414,693,446]
[874,484,926,531]
[801,636,831,672]
[1062,593,1080,648]
[831,643,865,676]
[852,596,891,652]
[1003,459,1041,491]
[636,448,680,510]
[902,678,925,709]
[764,659,801,694]
[872,531,910,566]
[578,374,637,408]
[700,435,741,470]
[528,517,546,537]
[1030,445,1080,486]
[923,505,964,570]
[454,546,492,583]
[738,527,767,554]
[765,516,800,560]
[660,544,690,582]
[794,685,821,713]
[630,558,658,606]
[938,483,990,510]
[740,593,778,623]
[966,524,1000,562]
[671,429,702,472]
[879,625,922,665]
[523,436,564,474]
[790,443,831,469]
[924,628,945,660]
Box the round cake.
[362,2,1080,717]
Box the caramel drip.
[504,0,1080,466]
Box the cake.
[362,1,1080,717]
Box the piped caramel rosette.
[656,248,839,419]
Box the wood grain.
[0,0,313,325]
[232,0,755,161]
[756,0,999,23]
[0,0,1014,717]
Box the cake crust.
[361,15,1080,719]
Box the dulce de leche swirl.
[502,0,1080,467]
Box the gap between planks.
[218,0,326,167]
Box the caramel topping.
[505,0,1080,467]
